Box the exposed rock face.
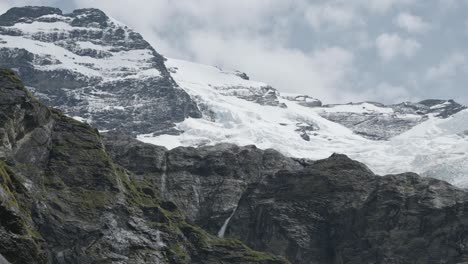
[0,6,62,26]
[235,71,250,80]
[214,85,286,108]
[0,69,286,264]
[104,133,302,228]
[281,94,322,108]
[230,155,468,263]
[418,99,467,118]
[0,6,201,135]
[318,100,466,140]
[105,133,468,264]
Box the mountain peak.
[418,99,467,118]
[0,6,201,135]
[69,8,110,27]
[70,8,107,16]
[0,6,62,26]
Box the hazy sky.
[0,0,467,105]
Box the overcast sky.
[0,0,467,105]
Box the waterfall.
[160,153,167,199]
[161,171,167,198]
[217,207,237,238]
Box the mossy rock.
[0,69,22,85]
[0,161,47,264]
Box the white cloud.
[425,53,466,81]
[0,3,9,15]
[355,31,374,50]
[376,33,421,61]
[304,4,363,31]
[73,0,294,32]
[70,0,300,56]
[394,12,430,33]
[438,0,459,10]
[364,82,413,103]
[365,0,416,13]
[185,30,355,102]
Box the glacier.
[139,58,468,187]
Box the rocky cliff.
[0,69,286,264]
[105,132,468,264]
[2,68,468,264]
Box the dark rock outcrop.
[281,94,322,108]
[418,99,467,118]
[0,6,62,26]
[105,133,468,264]
[230,155,468,263]
[103,133,302,229]
[0,69,286,264]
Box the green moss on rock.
[0,161,46,263]
[168,243,191,264]
[0,69,22,85]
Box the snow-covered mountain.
[1,7,467,186]
[0,6,200,135]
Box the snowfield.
[139,58,468,187]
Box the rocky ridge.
[0,69,286,264]
[319,100,466,140]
